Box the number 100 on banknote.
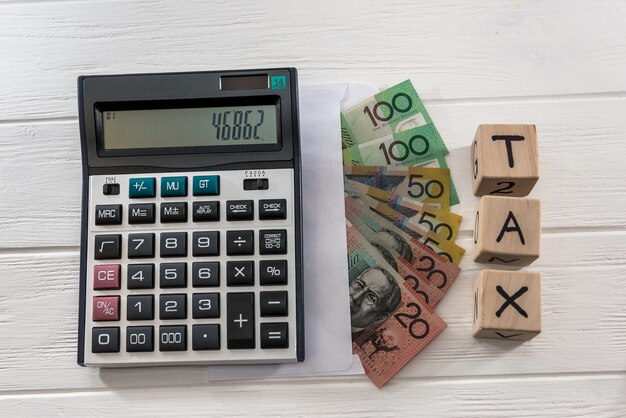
[341,80,448,167]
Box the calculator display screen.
[101,104,278,150]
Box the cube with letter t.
[472,124,539,196]
[473,196,540,266]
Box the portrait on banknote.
[349,266,401,335]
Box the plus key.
[227,293,255,349]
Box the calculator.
[77,68,304,367]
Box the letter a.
[496,211,525,245]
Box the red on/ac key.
[93,296,120,321]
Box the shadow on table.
[99,366,211,388]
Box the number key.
[92,327,120,353]
[192,231,219,256]
[192,262,220,287]
[160,263,187,288]
[126,326,154,352]
[127,295,154,321]
[127,264,154,289]
[192,293,220,319]
[160,232,187,257]
[159,325,187,351]
[159,294,187,320]
[128,233,155,258]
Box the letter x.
[235,267,246,277]
[495,285,528,318]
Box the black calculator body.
[77,69,304,367]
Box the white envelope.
[208,83,378,380]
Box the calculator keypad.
[85,169,297,366]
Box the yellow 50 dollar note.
[344,178,462,242]
[344,165,451,211]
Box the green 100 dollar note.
[341,80,442,147]
[342,123,448,167]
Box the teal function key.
[193,175,220,196]
[129,177,156,198]
[161,176,187,197]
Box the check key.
[259,199,286,220]
[226,200,254,221]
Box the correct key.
[227,293,255,349]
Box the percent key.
[260,260,287,285]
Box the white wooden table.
[1,1,625,416]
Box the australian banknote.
[346,223,447,387]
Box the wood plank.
[1,0,626,120]
[1,233,624,391]
[1,374,624,417]
[1,97,626,248]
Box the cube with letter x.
[473,269,541,341]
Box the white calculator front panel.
[83,168,298,366]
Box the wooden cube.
[473,196,540,266]
[473,269,541,341]
[472,124,539,196]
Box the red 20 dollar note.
[346,223,446,387]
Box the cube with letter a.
[473,269,541,341]
[473,196,540,266]
[471,124,539,196]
